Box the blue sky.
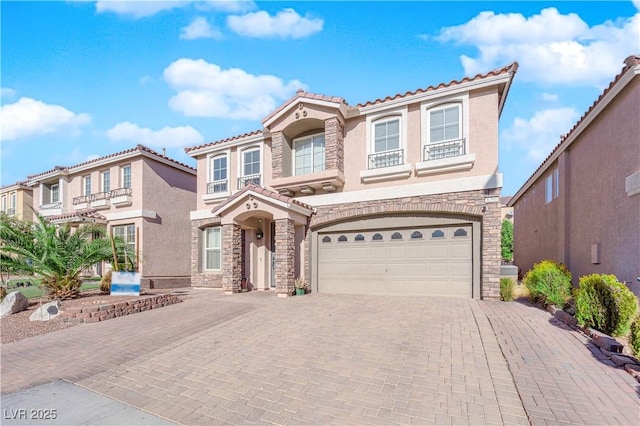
[1,1,639,195]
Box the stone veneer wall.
[62,294,182,324]
[271,131,285,179]
[324,117,344,175]
[275,218,295,297]
[222,224,242,293]
[190,217,223,288]
[308,188,502,299]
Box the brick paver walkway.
[481,299,640,425]
[2,289,639,425]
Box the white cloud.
[541,92,558,101]
[227,8,323,39]
[436,7,640,86]
[180,17,223,40]
[1,87,17,99]
[196,0,256,13]
[95,0,187,18]
[106,121,204,148]
[0,97,91,142]
[163,58,305,120]
[140,75,153,84]
[501,107,579,161]
[634,0,640,11]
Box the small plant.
[294,277,308,290]
[501,219,514,262]
[0,285,6,301]
[523,260,572,306]
[500,277,515,301]
[629,316,640,358]
[574,274,639,337]
[100,269,112,294]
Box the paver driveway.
[1,289,639,425]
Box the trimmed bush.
[500,277,515,301]
[630,317,640,358]
[100,269,112,294]
[574,274,639,337]
[501,220,514,262]
[523,260,572,306]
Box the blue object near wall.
[111,272,141,296]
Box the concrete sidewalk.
[2,289,639,425]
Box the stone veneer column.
[271,131,285,179]
[324,117,344,175]
[275,218,295,297]
[482,189,502,299]
[221,224,242,294]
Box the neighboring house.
[509,55,640,296]
[186,63,518,298]
[0,181,33,222]
[500,196,514,222]
[24,145,197,288]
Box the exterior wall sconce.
[256,229,264,240]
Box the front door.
[270,221,276,288]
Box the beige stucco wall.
[513,77,640,294]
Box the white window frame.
[102,170,111,193]
[83,175,92,197]
[237,144,263,188]
[203,227,222,271]
[545,174,553,204]
[1,195,6,212]
[421,94,469,156]
[554,168,559,199]
[208,152,229,193]
[112,224,136,255]
[365,107,407,157]
[121,165,131,189]
[10,192,16,210]
[50,183,60,203]
[293,132,326,176]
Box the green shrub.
[574,274,639,337]
[523,260,572,306]
[630,317,640,358]
[501,220,514,262]
[500,278,515,301]
[100,269,112,294]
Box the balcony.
[39,201,62,217]
[6,208,15,216]
[90,192,111,210]
[238,174,261,190]
[110,187,132,206]
[207,180,229,194]
[360,149,411,183]
[368,148,404,170]
[416,138,475,176]
[73,195,91,210]
[271,169,345,196]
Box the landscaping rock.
[0,291,29,318]
[624,364,640,380]
[554,309,577,326]
[609,354,639,367]
[590,329,624,353]
[29,300,62,322]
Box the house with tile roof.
[509,55,640,296]
[24,145,197,288]
[0,181,33,222]
[186,63,518,298]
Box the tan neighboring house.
[509,55,640,296]
[186,63,518,298]
[25,145,197,288]
[500,196,513,222]
[0,181,33,222]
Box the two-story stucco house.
[187,63,518,298]
[509,55,640,296]
[0,181,33,222]
[25,145,197,288]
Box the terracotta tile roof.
[27,145,194,181]
[510,55,640,206]
[261,89,348,125]
[211,182,313,216]
[0,181,29,191]
[357,62,518,108]
[184,130,264,154]
[45,209,107,223]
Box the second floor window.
[50,184,60,203]
[429,105,460,144]
[122,165,131,189]
[10,193,16,210]
[102,171,110,193]
[294,133,325,175]
[208,155,228,193]
[243,149,260,176]
[83,176,92,197]
[370,117,402,169]
[1,196,6,212]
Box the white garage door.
[317,226,472,297]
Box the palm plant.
[0,214,132,300]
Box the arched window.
[355,234,365,241]
[454,228,468,237]
[431,230,445,238]
[322,236,331,243]
[372,233,383,241]
[411,231,423,239]
[391,232,403,240]
[338,235,348,242]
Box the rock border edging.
[546,304,640,382]
[61,294,182,324]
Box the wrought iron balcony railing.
[238,174,261,189]
[368,149,404,169]
[423,138,466,161]
[207,180,229,194]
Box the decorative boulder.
[0,291,29,318]
[29,300,62,322]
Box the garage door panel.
[318,225,472,297]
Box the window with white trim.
[554,168,559,198]
[50,184,60,203]
[113,224,135,253]
[121,165,131,189]
[208,154,228,194]
[545,175,553,204]
[294,133,325,175]
[369,117,402,168]
[239,148,261,188]
[102,170,110,193]
[10,193,16,210]
[426,104,464,160]
[83,175,92,197]
[203,227,222,270]
[1,195,6,213]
